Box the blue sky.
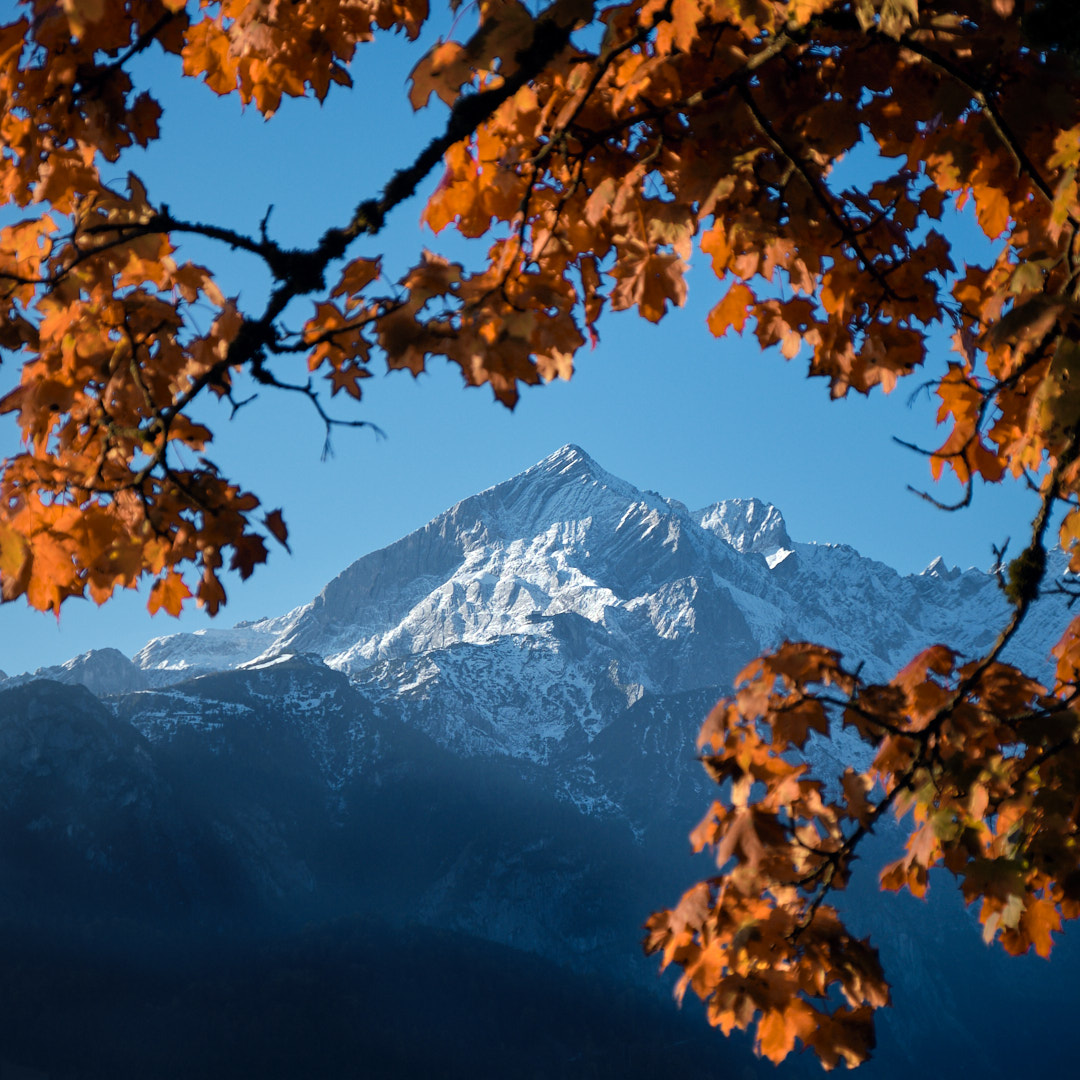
[0,20,1040,676]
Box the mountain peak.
[9,646,149,698]
[51,448,1040,704]
[542,443,594,472]
[695,498,792,560]
[521,444,625,495]
[456,444,650,541]
[921,555,961,581]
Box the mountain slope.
[127,444,1056,714]
[5,445,1076,1079]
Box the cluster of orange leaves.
[7,0,1080,1068]
[645,640,1080,1065]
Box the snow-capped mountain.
[2,445,1075,1079]
[7,444,1063,829]
[8,442,1063,832]
[6,645,150,695]
[129,446,1026,679]
[119,444,1054,758]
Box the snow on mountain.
[116,654,383,800]
[34,444,1061,761]
[274,443,746,676]
[7,646,150,696]
[921,555,961,580]
[696,496,793,564]
[82,442,1054,712]
[265,443,1052,700]
[132,609,306,685]
[359,626,633,766]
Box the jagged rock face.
[697,496,793,559]
[4,447,1079,1079]
[272,445,750,684]
[75,443,1052,710]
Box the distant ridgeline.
[1,447,1075,1078]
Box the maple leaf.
[331,257,381,304]
[841,769,876,826]
[148,571,191,617]
[757,1006,803,1064]
[707,284,755,338]
[1022,896,1062,959]
[973,182,1011,239]
[771,696,829,749]
[262,509,290,552]
[409,41,471,109]
[197,572,226,616]
[9,2,1080,1068]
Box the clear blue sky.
[0,21,1040,676]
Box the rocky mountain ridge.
[2,445,1064,827]
[9,444,1053,701]
[1,445,1075,1079]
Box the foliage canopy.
[4,0,1080,1068]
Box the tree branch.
[737,80,911,305]
[167,0,595,417]
[898,34,1078,231]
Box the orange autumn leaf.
[0,521,29,585]
[707,284,755,338]
[5,2,1080,1070]
[331,257,381,304]
[973,182,1011,239]
[148,571,191,617]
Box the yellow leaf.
[0,521,28,584]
